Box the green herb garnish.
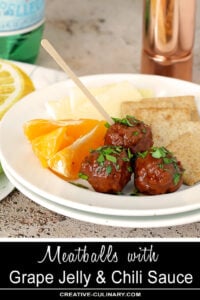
[127,166,133,172]
[137,150,148,159]
[128,148,133,159]
[130,187,140,196]
[105,154,117,163]
[142,128,147,134]
[105,122,111,128]
[151,147,168,159]
[106,165,112,175]
[112,115,140,127]
[150,147,183,184]
[70,181,89,189]
[133,131,139,136]
[173,173,181,185]
[78,173,89,180]
[163,157,173,164]
[92,146,133,174]
[97,153,105,165]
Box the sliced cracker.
[121,107,192,125]
[167,132,200,186]
[152,120,200,147]
[121,95,199,121]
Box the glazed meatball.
[134,147,184,195]
[79,146,133,193]
[104,115,153,153]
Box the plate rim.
[3,162,200,228]
[0,171,14,201]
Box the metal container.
[141,0,196,81]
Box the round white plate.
[0,171,14,201]
[3,162,200,228]
[0,74,200,217]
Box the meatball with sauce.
[79,146,133,193]
[134,147,184,195]
[104,115,153,153]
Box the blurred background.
[37,0,200,82]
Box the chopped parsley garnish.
[151,147,168,159]
[106,165,112,175]
[142,128,147,134]
[163,157,174,164]
[115,164,120,170]
[133,131,139,136]
[97,153,105,165]
[173,173,181,185]
[128,148,133,159]
[150,147,183,185]
[122,157,130,162]
[78,173,89,180]
[137,147,183,186]
[137,150,148,158]
[105,122,110,128]
[130,187,140,196]
[91,146,134,175]
[127,166,133,172]
[105,154,117,163]
[158,163,164,169]
[112,115,140,127]
[70,180,89,189]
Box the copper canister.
[141,0,196,81]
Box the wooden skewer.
[41,39,113,124]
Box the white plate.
[3,162,200,228]
[0,171,14,201]
[0,74,200,217]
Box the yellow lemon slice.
[0,59,35,119]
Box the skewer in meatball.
[104,115,153,153]
[134,147,184,195]
[79,145,133,193]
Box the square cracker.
[121,95,199,121]
[167,132,200,186]
[152,120,200,147]
[121,107,192,125]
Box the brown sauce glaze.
[134,147,184,195]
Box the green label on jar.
[0,0,45,32]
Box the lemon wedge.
[0,59,35,119]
